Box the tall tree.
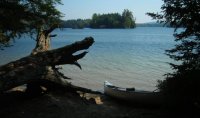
[0,0,95,94]
[0,0,62,49]
[147,0,200,108]
[122,9,136,28]
[90,13,99,28]
[1,0,62,93]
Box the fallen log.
[0,37,94,92]
[34,79,103,95]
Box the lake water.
[0,27,175,91]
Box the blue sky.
[57,0,163,23]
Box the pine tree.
[147,0,200,108]
[0,0,62,49]
[122,9,136,28]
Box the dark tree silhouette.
[0,0,62,48]
[147,0,200,109]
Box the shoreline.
[0,82,189,118]
[0,86,164,118]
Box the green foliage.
[90,13,122,28]
[60,9,136,29]
[148,0,200,109]
[0,0,62,48]
[61,19,91,29]
[90,9,136,29]
[122,9,136,28]
[89,9,135,29]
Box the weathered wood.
[28,25,57,93]
[31,25,57,55]
[0,37,94,92]
[34,79,102,95]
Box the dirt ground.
[0,87,197,118]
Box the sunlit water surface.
[0,27,175,91]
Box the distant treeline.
[61,19,91,29]
[136,22,171,27]
[61,9,136,29]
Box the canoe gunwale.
[103,81,163,105]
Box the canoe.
[104,81,163,105]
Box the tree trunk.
[0,37,94,92]
[27,27,55,93]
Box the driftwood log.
[0,37,94,92]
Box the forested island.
[61,9,136,29]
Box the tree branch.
[0,37,94,92]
